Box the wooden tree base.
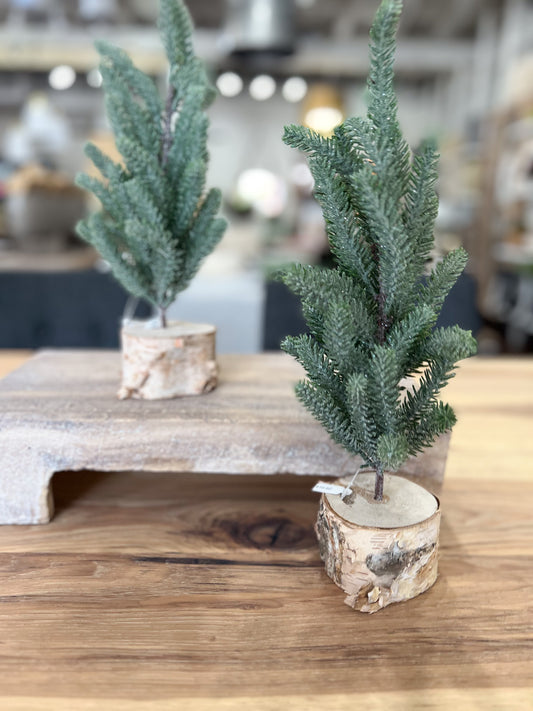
[118,320,217,400]
[316,473,441,613]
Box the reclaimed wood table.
[0,352,532,710]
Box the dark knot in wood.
[220,515,314,551]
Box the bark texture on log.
[316,475,441,613]
[118,320,217,400]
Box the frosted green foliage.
[281,0,477,498]
[76,0,226,324]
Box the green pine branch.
[345,372,377,463]
[76,0,226,325]
[322,297,375,373]
[283,124,361,177]
[385,304,435,372]
[403,139,440,273]
[283,334,346,406]
[308,158,376,290]
[420,248,470,315]
[95,39,163,124]
[294,380,355,454]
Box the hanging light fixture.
[223,0,295,58]
[78,0,118,23]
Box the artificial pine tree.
[281,0,477,501]
[76,0,226,329]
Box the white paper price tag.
[312,481,351,496]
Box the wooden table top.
[0,351,532,710]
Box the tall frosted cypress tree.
[76,0,226,327]
[281,0,477,501]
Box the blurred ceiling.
[0,0,513,78]
[0,0,505,38]
[187,0,504,40]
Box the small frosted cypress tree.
[281,0,477,501]
[76,0,226,327]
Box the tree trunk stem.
[158,307,168,329]
[374,465,384,501]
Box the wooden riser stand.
[0,351,450,524]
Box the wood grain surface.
[0,354,532,710]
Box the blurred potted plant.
[76,0,226,400]
[281,0,477,612]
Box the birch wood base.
[118,320,217,400]
[316,474,441,613]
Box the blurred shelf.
[0,243,98,272]
[493,241,533,269]
[0,25,166,74]
[0,23,473,78]
[0,25,222,74]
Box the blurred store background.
[0,0,532,353]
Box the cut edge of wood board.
[122,320,216,338]
[1,689,531,711]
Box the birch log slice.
[118,320,217,400]
[316,473,440,613]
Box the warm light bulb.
[305,106,343,134]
